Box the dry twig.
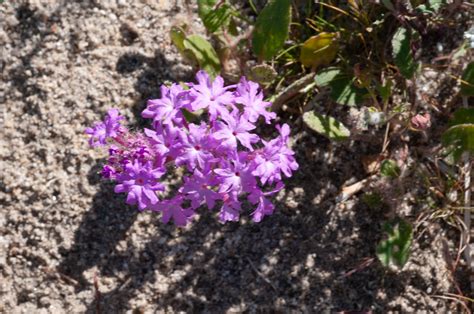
[461,96,473,292]
[246,257,277,292]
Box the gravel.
[0,1,468,312]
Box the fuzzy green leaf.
[314,67,367,106]
[183,35,221,78]
[170,26,187,54]
[392,27,418,79]
[449,108,474,126]
[376,219,413,268]
[460,62,474,96]
[380,159,400,178]
[302,111,350,141]
[300,32,339,68]
[252,0,291,61]
[248,64,277,84]
[198,0,233,33]
[442,108,474,161]
[313,67,342,86]
[198,0,216,19]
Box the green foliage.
[314,67,367,106]
[181,108,199,123]
[252,0,291,61]
[376,79,393,105]
[362,192,384,210]
[460,62,474,96]
[183,35,221,78]
[392,27,419,79]
[300,32,339,68]
[442,108,474,161]
[380,0,395,11]
[197,0,215,20]
[415,0,447,14]
[247,64,277,85]
[302,111,350,141]
[376,219,413,268]
[380,159,400,178]
[198,0,233,33]
[170,26,187,54]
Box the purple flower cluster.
[85,71,298,226]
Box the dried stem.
[461,96,473,292]
[246,257,277,292]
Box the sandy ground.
[0,1,470,312]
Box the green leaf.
[416,0,447,13]
[252,0,291,61]
[380,159,400,178]
[302,111,350,141]
[198,0,217,19]
[443,125,474,160]
[183,35,221,78]
[300,32,339,68]
[181,108,202,123]
[227,16,239,36]
[449,108,474,126]
[314,67,367,106]
[381,0,395,11]
[460,62,474,96]
[376,219,413,268]
[392,27,419,79]
[442,108,474,161]
[198,0,233,33]
[248,64,277,84]
[170,26,187,54]
[376,79,393,105]
[313,67,342,86]
[362,192,384,210]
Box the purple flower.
[142,84,188,128]
[85,108,124,147]
[213,114,259,150]
[151,196,194,227]
[234,77,276,124]
[218,192,241,222]
[175,123,216,170]
[189,71,235,121]
[87,71,299,226]
[180,168,220,209]
[101,165,116,178]
[114,160,165,210]
[144,126,183,161]
[214,153,256,194]
[249,183,283,222]
[252,124,298,184]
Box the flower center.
[232,131,237,136]
[136,178,144,185]
[194,145,201,151]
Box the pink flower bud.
[411,113,431,130]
